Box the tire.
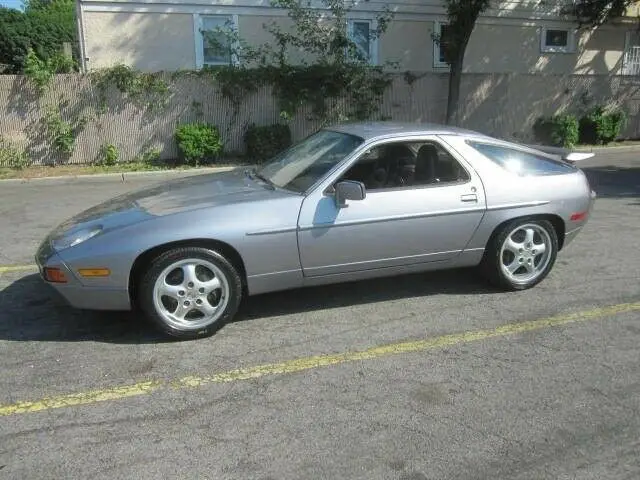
[138,247,242,339]
[480,218,558,291]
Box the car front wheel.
[138,247,242,339]
[481,218,558,291]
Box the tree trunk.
[445,55,463,125]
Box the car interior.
[341,141,470,190]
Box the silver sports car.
[36,122,596,339]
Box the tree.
[439,0,637,125]
[439,0,490,125]
[0,0,76,73]
[203,0,394,122]
[566,0,637,27]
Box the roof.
[326,121,486,140]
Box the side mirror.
[335,180,366,208]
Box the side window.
[341,140,470,190]
[467,141,576,176]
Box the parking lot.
[1,152,639,479]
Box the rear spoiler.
[525,144,595,164]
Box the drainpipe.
[75,0,88,73]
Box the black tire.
[138,247,242,340]
[480,218,559,291]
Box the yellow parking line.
[0,264,37,274]
[2,301,639,416]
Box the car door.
[296,136,487,277]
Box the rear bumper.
[563,189,596,248]
[564,226,583,248]
[35,240,131,311]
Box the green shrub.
[533,114,579,148]
[44,107,75,155]
[137,147,162,165]
[0,136,31,169]
[97,143,119,166]
[579,106,627,145]
[244,123,292,162]
[174,122,223,166]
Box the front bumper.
[35,239,131,311]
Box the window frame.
[335,137,473,194]
[346,18,378,65]
[194,13,240,69]
[433,21,451,69]
[622,30,640,76]
[540,27,575,54]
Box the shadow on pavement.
[0,274,169,344]
[0,268,493,344]
[582,165,640,199]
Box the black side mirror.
[335,180,366,208]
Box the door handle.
[460,194,478,202]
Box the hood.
[52,168,290,237]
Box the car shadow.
[0,269,494,344]
[581,165,640,199]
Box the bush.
[97,143,119,166]
[579,106,627,145]
[0,136,31,169]
[533,114,579,148]
[136,147,162,165]
[174,123,223,166]
[44,107,75,155]
[244,123,292,162]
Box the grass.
[0,159,248,180]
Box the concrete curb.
[0,165,249,185]
[574,144,640,154]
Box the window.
[433,21,452,68]
[341,140,470,191]
[347,20,377,64]
[257,130,364,193]
[540,27,575,53]
[622,31,640,76]
[467,141,576,176]
[195,14,238,68]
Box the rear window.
[467,141,576,176]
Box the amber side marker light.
[43,267,68,283]
[77,268,111,278]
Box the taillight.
[570,211,588,222]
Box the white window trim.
[540,27,575,53]
[433,21,450,69]
[194,13,240,69]
[347,18,378,65]
[622,30,640,76]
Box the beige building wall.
[237,16,312,65]
[462,23,626,75]
[83,11,196,71]
[80,8,629,76]
[380,20,433,71]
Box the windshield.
[257,129,364,192]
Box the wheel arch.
[128,238,248,308]
[485,213,566,253]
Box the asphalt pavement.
[0,150,639,479]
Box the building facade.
[76,0,640,76]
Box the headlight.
[51,226,103,251]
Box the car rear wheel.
[138,247,242,339]
[481,218,558,291]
